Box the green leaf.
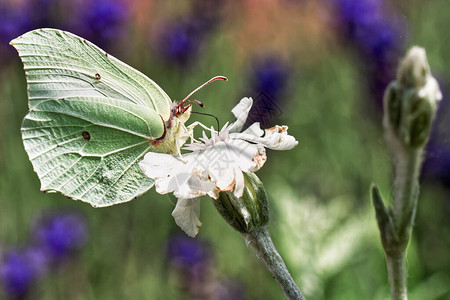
[10,28,175,207]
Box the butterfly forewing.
[11,28,172,206]
[11,29,171,118]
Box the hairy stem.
[388,146,422,300]
[392,149,421,242]
[386,253,408,300]
[245,226,306,300]
[375,141,423,300]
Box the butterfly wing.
[11,28,171,207]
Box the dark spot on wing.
[82,131,91,141]
[95,73,101,80]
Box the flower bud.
[383,46,442,149]
[213,173,269,234]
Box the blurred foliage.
[0,0,449,299]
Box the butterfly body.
[150,103,193,155]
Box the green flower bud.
[213,173,269,234]
[383,46,442,149]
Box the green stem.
[392,148,421,242]
[386,253,408,300]
[379,141,423,300]
[245,226,306,300]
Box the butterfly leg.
[175,138,188,163]
[187,121,218,140]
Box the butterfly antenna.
[191,111,220,129]
[180,76,228,105]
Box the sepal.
[213,173,269,234]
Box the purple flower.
[33,212,88,262]
[166,235,210,269]
[333,0,406,109]
[246,56,290,128]
[251,56,290,99]
[335,0,405,58]
[156,1,224,67]
[72,0,128,48]
[0,3,32,45]
[0,251,37,299]
[157,19,206,67]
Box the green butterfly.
[10,28,226,207]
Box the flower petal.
[241,122,264,137]
[171,198,202,237]
[236,125,298,150]
[174,167,217,199]
[228,97,253,133]
[227,139,265,172]
[139,152,180,178]
[262,125,299,150]
[233,166,245,198]
[199,142,236,191]
[139,152,190,195]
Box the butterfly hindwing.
[11,28,172,206]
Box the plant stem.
[373,139,423,300]
[245,226,306,300]
[387,144,422,300]
[386,253,407,300]
[392,148,421,242]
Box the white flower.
[139,97,298,237]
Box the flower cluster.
[0,211,87,299]
[140,97,298,237]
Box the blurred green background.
[0,0,449,299]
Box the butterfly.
[10,28,226,207]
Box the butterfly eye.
[82,131,91,141]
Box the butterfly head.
[150,76,228,155]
